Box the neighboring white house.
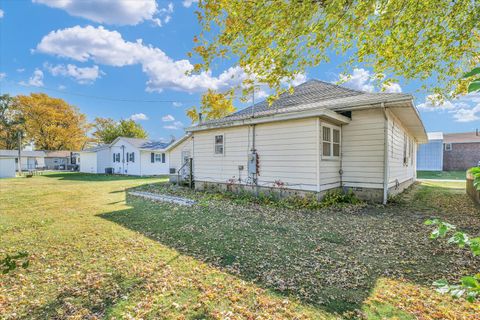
[44,151,80,170]
[79,137,172,176]
[0,156,16,178]
[416,132,444,171]
[184,80,428,203]
[79,144,110,174]
[0,150,46,171]
[166,134,194,182]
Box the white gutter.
[187,108,351,132]
[382,103,389,205]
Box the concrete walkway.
[129,191,196,206]
[417,178,466,182]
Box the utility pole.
[17,131,22,175]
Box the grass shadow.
[42,172,168,182]
[98,183,480,315]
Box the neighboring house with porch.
[443,132,480,171]
[183,79,427,203]
[0,150,46,171]
[44,151,80,170]
[78,137,172,175]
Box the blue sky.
[0,0,478,141]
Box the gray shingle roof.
[195,79,412,127]
[81,144,110,152]
[119,137,171,150]
[0,150,46,157]
[234,79,364,117]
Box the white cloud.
[36,26,248,93]
[338,68,375,92]
[172,102,183,107]
[163,121,184,130]
[416,94,456,111]
[130,113,149,121]
[162,114,175,122]
[182,0,198,8]
[44,63,103,84]
[0,73,6,80]
[383,82,402,93]
[20,69,44,87]
[0,9,4,18]
[17,68,25,73]
[157,2,173,26]
[338,68,402,93]
[33,0,159,26]
[58,84,66,90]
[453,105,480,122]
[290,73,308,87]
[417,92,480,123]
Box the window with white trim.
[445,143,452,151]
[155,153,162,162]
[214,135,224,155]
[322,125,340,158]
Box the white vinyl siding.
[387,110,416,189]
[255,118,318,191]
[342,109,386,189]
[168,137,193,173]
[194,126,249,183]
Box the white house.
[0,150,46,171]
[184,80,428,203]
[79,137,172,176]
[166,134,194,181]
[416,132,444,171]
[0,156,16,178]
[78,144,110,174]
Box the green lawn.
[1,173,479,319]
[417,170,467,180]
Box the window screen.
[215,135,224,155]
[333,129,340,156]
[322,127,331,157]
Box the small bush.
[468,167,480,191]
[212,188,362,210]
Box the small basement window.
[445,143,452,151]
[214,135,224,155]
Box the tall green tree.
[187,89,236,122]
[193,0,480,99]
[93,118,148,144]
[15,93,88,150]
[0,94,24,149]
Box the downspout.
[316,118,320,192]
[381,103,389,205]
[339,123,344,188]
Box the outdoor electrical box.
[248,152,257,175]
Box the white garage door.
[79,153,97,173]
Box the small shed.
[417,132,444,171]
[0,156,16,178]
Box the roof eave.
[186,108,351,132]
